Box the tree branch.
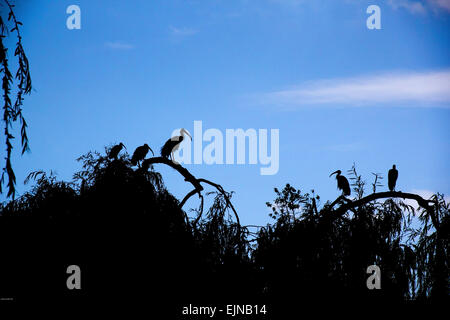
[325,191,435,221]
[142,157,240,227]
[197,178,240,226]
[143,157,203,192]
[180,188,200,208]
[311,197,318,216]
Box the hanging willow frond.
[0,0,32,198]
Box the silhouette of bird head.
[329,170,342,177]
[180,128,192,141]
[144,144,154,156]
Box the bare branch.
[180,188,200,208]
[142,157,240,227]
[143,157,203,191]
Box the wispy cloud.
[272,0,450,13]
[258,70,450,108]
[387,0,450,14]
[105,41,134,50]
[169,26,198,36]
[428,0,450,12]
[387,0,427,14]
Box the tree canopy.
[0,149,447,310]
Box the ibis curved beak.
[329,170,339,177]
[181,128,192,141]
[148,146,154,156]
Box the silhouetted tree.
[258,167,448,303]
[0,153,447,309]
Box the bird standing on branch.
[330,170,351,196]
[108,142,126,160]
[388,164,398,191]
[131,144,154,166]
[161,128,192,163]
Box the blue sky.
[2,0,449,226]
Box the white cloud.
[428,0,450,12]
[272,0,450,13]
[169,26,198,36]
[105,41,134,50]
[387,0,450,14]
[387,0,427,14]
[259,70,450,108]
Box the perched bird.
[161,128,192,161]
[330,170,351,196]
[131,144,154,166]
[108,142,126,160]
[388,164,398,192]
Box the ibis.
[161,128,192,161]
[108,142,126,160]
[131,144,154,166]
[330,170,351,196]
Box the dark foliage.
[0,150,447,312]
[0,0,32,198]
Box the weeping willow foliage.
[0,0,32,198]
[0,151,447,304]
[256,169,448,302]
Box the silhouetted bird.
[108,142,126,160]
[388,164,398,191]
[131,144,154,166]
[330,170,351,196]
[161,128,192,161]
